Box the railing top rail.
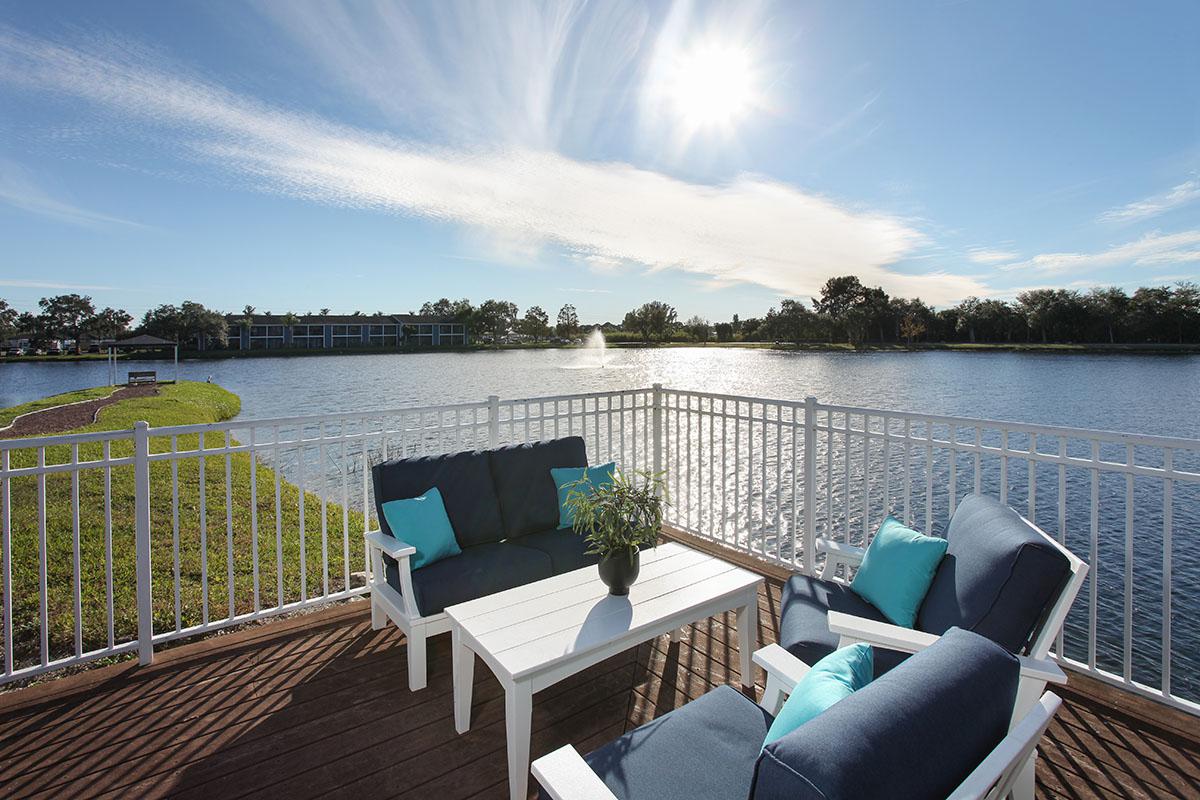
[812,399,1200,450]
[0,427,135,451]
[497,387,653,405]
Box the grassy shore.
[0,386,119,429]
[2,381,363,670]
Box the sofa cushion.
[384,541,554,616]
[513,527,600,573]
[488,437,588,538]
[372,450,505,549]
[563,685,773,800]
[917,494,1071,653]
[778,574,907,677]
[752,627,1019,800]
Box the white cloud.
[0,26,990,305]
[1099,179,1200,223]
[0,157,144,229]
[967,248,1019,265]
[1000,230,1200,276]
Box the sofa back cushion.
[372,450,505,548]
[917,494,1070,653]
[752,627,1018,800]
[489,437,588,538]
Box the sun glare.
[668,42,758,129]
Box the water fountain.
[583,327,606,368]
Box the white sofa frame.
[365,529,450,691]
[532,642,1065,800]
[813,507,1087,800]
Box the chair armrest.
[1017,655,1066,685]
[364,530,416,559]
[816,538,866,564]
[531,745,618,800]
[827,610,940,653]
[753,643,812,694]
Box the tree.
[88,307,132,341]
[861,286,892,343]
[624,301,677,342]
[556,304,579,339]
[1168,282,1200,344]
[242,305,256,317]
[38,293,96,353]
[0,298,18,343]
[1085,287,1128,344]
[141,301,228,349]
[475,299,518,344]
[899,312,927,345]
[954,297,984,343]
[767,299,820,345]
[683,315,710,342]
[814,276,868,344]
[282,311,299,345]
[714,322,733,342]
[319,307,331,316]
[518,305,550,341]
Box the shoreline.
[4,340,1200,364]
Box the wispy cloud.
[1099,179,1200,223]
[967,247,1019,265]
[0,278,119,290]
[0,26,989,305]
[0,157,144,229]
[560,287,614,294]
[1000,230,1200,275]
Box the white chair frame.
[364,529,450,691]
[814,505,1087,800]
[533,642,1064,800]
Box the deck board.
[1,577,1197,799]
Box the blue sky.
[0,0,1197,323]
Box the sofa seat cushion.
[384,541,554,616]
[488,437,588,538]
[373,450,505,548]
[753,628,1019,800]
[778,574,907,677]
[570,685,773,800]
[513,527,600,573]
[917,494,1071,653]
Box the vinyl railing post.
[803,396,818,576]
[134,420,154,665]
[652,384,664,488]
[487,395,500,449]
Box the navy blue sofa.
[779,494,1074,677]
[539,627,1021,800]
[372,436,600,616]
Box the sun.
[667,42,758,129]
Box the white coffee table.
[445,541,763,800]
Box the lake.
[3,347,1200,701]
[3,347,1199,439]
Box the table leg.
[505,680,534,800]
[452,626,475,734]
[736,593,759,691]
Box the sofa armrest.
[364,530,417,559]
[531,745,618,800]
[816,538,865,581]
[827,610,940,653]
[753,643,812,715]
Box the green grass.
[2,381,364,670]
[0,386,119,429]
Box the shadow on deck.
[0,569,1197,799]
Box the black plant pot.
[597,550,641,596]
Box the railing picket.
[319,423,329,598]
[1,450,10,676]
[199,432,208,625]
[225,430,235,621]
[250,427,260,613]
[1124,444,1134,683]
[171,435,181,631]
[1089,439,1100,670]
[104,441,113,648]
[1163,448,1173,698]
[274,425,283,608]
[37,447,48,667]
[71,443,82,658]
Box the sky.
[0,0,1197,323]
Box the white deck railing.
[1,385,1197,715]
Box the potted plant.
[564,470,667,596]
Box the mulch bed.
[3,385,160,437]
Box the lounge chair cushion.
[489,437,588,538]
[512,527,601,573]
[373,450,505,548]
[778,574,908,677]
[564,685,773,800]
[384,541,553,616]
[917,494,1071,653]
[752,627,1018,800]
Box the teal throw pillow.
[551,462,617,529]
[380,487,461,570]
[850,516,948,627]
[763,643,873,746]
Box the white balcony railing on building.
[1,386,1197,716]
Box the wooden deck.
[1,556,1197,799]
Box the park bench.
[127,370,157,386]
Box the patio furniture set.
[364,436,1087,800]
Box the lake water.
[3,347,1199,438]
[3,347,1200,701]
